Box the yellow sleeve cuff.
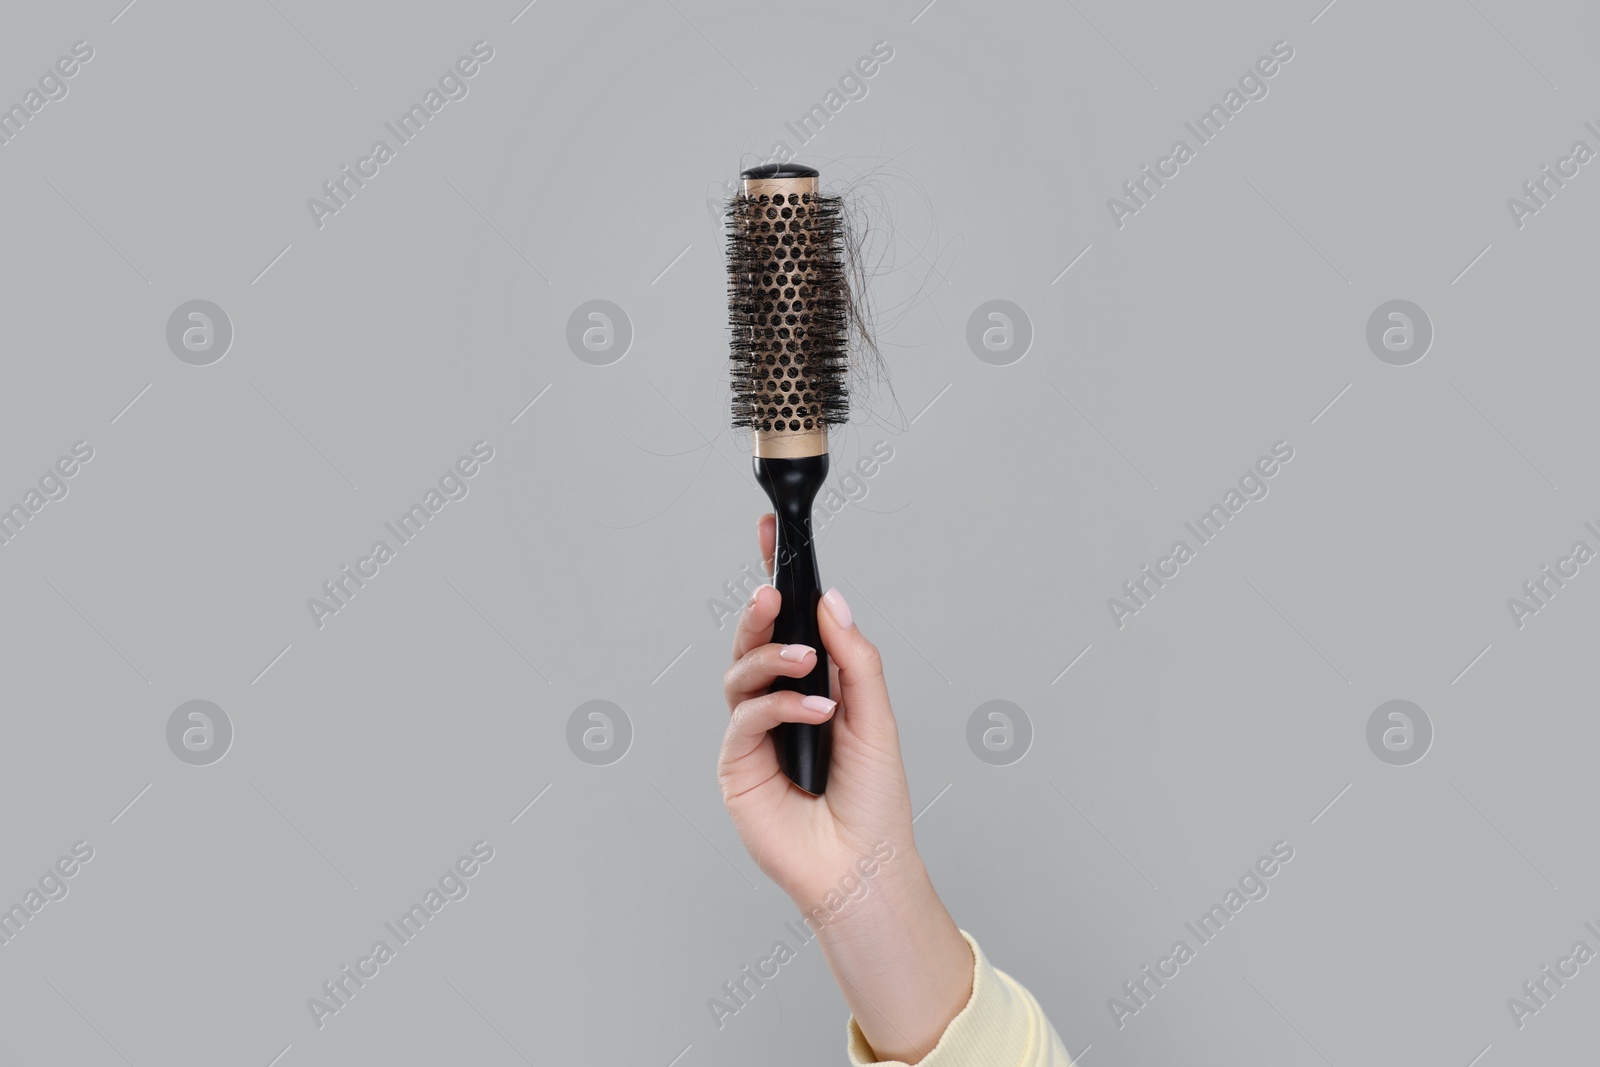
[846,931,1073,1067]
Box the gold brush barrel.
[736,165,830,460]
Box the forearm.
[813,852,974,1065]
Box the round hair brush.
[726,163,851,795]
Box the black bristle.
[726,190,850,433]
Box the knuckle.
[730,697,761,730]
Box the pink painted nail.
[822,587,854,629]
[779,644,815,662]
[799,695,837,714]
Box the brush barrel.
[754,453,832,795]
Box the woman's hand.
[719,513,914,905]
[719,514,974,1064]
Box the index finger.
[758,513,776,576]
[730,515,777,663]
[731,584,780,663]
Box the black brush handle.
[754,454,832,795]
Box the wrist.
[784,836,915,927]
[811,852,973,1064]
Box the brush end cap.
[776,721,830,795]
[741,163,819,180]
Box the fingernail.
[822,587,854,629]
[750,584,768,605]
[779,644,815,662]
[800,695,837,714]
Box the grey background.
[0,0,1595,1064]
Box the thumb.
[818,587,894,733]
